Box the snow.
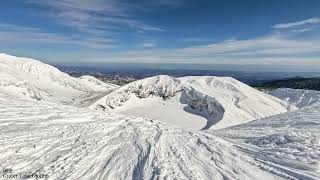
[1,94,318,179]
[0,53,118,105]
[0,53,319,179]
[270,88,320,108]
[79,75,119,91]
[180,76,296,129]
[92,75,295,130]
[111,93,208,130]
[214,102,320,179]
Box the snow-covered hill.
[0,93,318,180]
[270,88,320,108]
[0,53,118,105]
[91,75,295,130]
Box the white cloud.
[20,0,168,51]
[3,3,320,66]
[0,23,116,49]
[138,41,157,48]
[272,17,320,29]
[180,38,212,43]
[176,35,320,56]
[104,34,320,65]
[26,0,165,34]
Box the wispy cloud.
[138,41,157,48]
[25,0,165,34]
[98,17,320,65]
[177,35,320,56]
[3,2,320,66]
[20,0,172,50]
[272,17,320,29]
[105,34,320,65]
[0,0,181,50]
[0,23,117,49]
[180,37,213,43]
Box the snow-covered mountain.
[0,53,118,105]
[91,75,295,130]
[0,92,318,180]
[270,88,320,108]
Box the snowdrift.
[92,75,295,130]
[0,53,118,105]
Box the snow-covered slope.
[214,102,320,180]
[270,88,320,108]
[180,76,296,129]
[0,93,318,180]
[91,75,295,130]
[0,53,118,105]
[79,75,119,91]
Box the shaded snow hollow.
[91,75,296,130]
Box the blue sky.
[1,0,320,67]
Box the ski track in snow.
[0,94,319,180]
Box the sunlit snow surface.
[0,94,319,180]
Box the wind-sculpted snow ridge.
[0,53,118,105]
[214,102,320,180]
[0,94,310,180]
[92,75,295,130]
[270,88,320,108]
